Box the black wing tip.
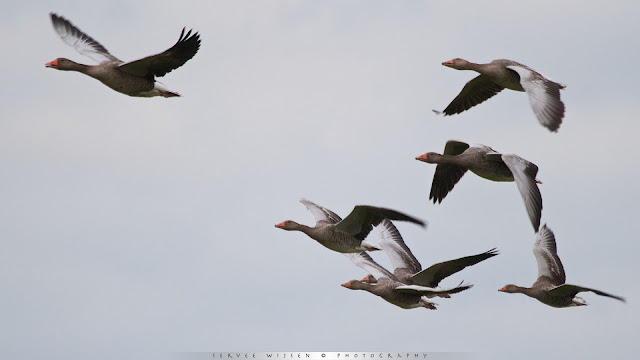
[595,290,626,303]
[485,248,500,257]
[149,27,201,78]
[394,216,427,228]
[179,27,201,44]
[49,12,64,24]
[456,280,474,291]
[413,218,427,228]
[545,123,561,132]
[532,220,541,233]
[398,214,427,227]
[429,194,444,204]
[441,108,457,116]
[383,210,426,228]
[543,116,562,132]
[175,27,202,59]
[49,12,73,26]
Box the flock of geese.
[46,13,625,310]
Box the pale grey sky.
[1,1,638,359]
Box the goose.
[499,224,625,307]
[416,140,542,232]
[341,219,497,309]
[46,13,200,97]
[341,277,442,310]
[435,58,565,132]
[275,199,425,253]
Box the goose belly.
[100,77,154,96]
[383,293,423,309]
[469,164,514,182]
[93,70,154,96]
[311,228,362,253]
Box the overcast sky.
[1,1,638,359]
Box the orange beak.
[442,60,454,67]
[498,286,508,292]
[45,59,58,68]
[341,281,351,288]
[415,153,428,162]
[274,222,285,229]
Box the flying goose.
[416,140,543,232]
[46,13,200,97]
[435,58,565,132]
[499,224,625,307]
[342,219,497,309]
[275,199,425,253]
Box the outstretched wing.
[548,284,625,303]
[410,248,499,287]
[395,282,473,296]
[119,28,201,78]
[343,252,396,281]
[336,206,425,241]
[299,199,342,225]
[429,141,471,203]
[501,154,542,232]
[377,219,422,275]
[439,75,504,115]
[506,65,565,132]
[50,13,121,64]
[532,225,565,286]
